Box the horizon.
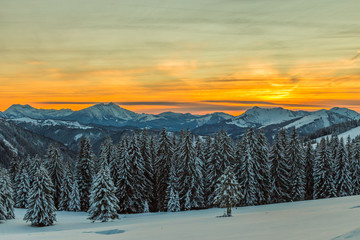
[1,102,359,117]
[1,0,360,115]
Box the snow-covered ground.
[2,196,360,240]
[315,126,360,144]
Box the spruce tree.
[166,158,180,212]
[88,165,119,222]
[269,131,290,203]
[313,139,336,199]
[15,167,30,208]
[46,145,64,209]
[207,133,228,206]
[334,138,352,197]
[214,166,241,217]
[351,140,360,195]
[287,128,305,201]
[24,166,56,226]
[0,168,15,220]
[237,128,258,206]
[76,137,95,211]
[59,163,73,211]
[115,139,139,213]
[98,136,113,167]
[255,130,271,204]
[69,180,81,212]
[178,130,204,210]
[155,128,173,211]
[304,141,314,200]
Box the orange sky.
[1,0,360,115]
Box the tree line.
[1,127,360,225]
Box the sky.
[0,0,359,115]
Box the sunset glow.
[1,0,359,115]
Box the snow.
[2,196,360,240]
[228,107,308,128]
[285,110,330,129]
[315,126,360,143]
[9,118,92,129]
[0,133,17,154]
[74,134,83,141]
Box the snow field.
[2,195,360,240]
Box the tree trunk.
[227,206,231,217]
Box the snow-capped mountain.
[64,102,138,126]
[4,104,73,119]
[0,111,4,118]
[227,107,309,128]
[329,107,360,120]
[3,103,234,130]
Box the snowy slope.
[330,107,360,120]
[228,107,308,128]
[4,104,73,119]
[9,117,92,129]
[315,126,360,143]
[2,196,360,240]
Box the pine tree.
[351,140,360,195]
[88,165,119,222]
[304,142,314,200]
[287,128,305,201]
[9,154,19,187]
[313,139,336,199]
[255,130,271,204]
[69,180,81,212]
[98,136,113,167]
[214,166,242,217]
[0,168,15,220]
[178,130,204,210]
[207,133,228,206]
[24,166,56,226]
[59,163,73,211]
[155,128,173,211]
[76,137,95,211]
[115,138,139,213]
[46,145,64,209]
[167,188,181,212]
[15,167,30,208]
[334,138,352,197]
[269,131,291,203]
[139,129,155,211]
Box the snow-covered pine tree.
[148,134,159,212]
[9,154,19,187]
[139,129,155,211]
[166,160,180,212]
[128,134,149,212]
[178,130,204,210]
[219,130,235,166]
[155,127,173,211]
[15,166,30,208]
[206,133,224,207]
[115,138,139,213]
[0,168,15,219]
[76,137,95,211]
[214,166,241,217]
[287,128,305,201]
[269,131,291,203]
[313,138,336,199]
[334,138,352,197]
[88,164,119,222]
[304,141,315,200]
[255,130,271,204]
[98,136,113,167]
[59,162,73,211]
[351,139,360,195]
[202,135,213,207]
[24,165,56,226]
[69,179,81,212]
[46,144,64,209]
[237,128,258,206]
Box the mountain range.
[1,103,360,166]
